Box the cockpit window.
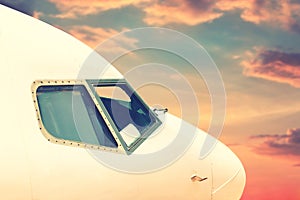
[32,79,162,154]
[90,80,162,149]
[36,85,118,148]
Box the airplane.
[0,5,246,200]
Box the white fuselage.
[0,5,245,200]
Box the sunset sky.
[1,0,300,199]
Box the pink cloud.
[215,0,248,11]
[241,48,300,88]
[242,0,288,24]
[142,0,223,26]
[48,0,224,25]
[66,26,121,48]
[46,0,300,30]
[250,128,300,157]
[33,10,43,19]
[143,0,299,28]
[64,25,139,62]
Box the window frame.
[86,79,162,153]
[32,80,125,154]
[32,79,162,155]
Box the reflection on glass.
[37,85,118,148]
[94,81,161,147]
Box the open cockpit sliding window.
[31,79,162,154]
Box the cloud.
[47,0,223,25]
[142,0,223,26]
[65,25,139,62]
[250,128,300,157]
[33,10,43,19]
[167,0,300,29]
[215,0,248,11]
[241,48,300,88]
[66,25,121,48]
[2,0,300,31]
[44,0,300,29]
[240,0,290,25]
[0,0,36,16]
[216,0,300,34]
[48,0,147,19]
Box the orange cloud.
[216,0,290,24]
[48,0,224,25]
[142,0,223,26]
[47,0,223,25]
[240,0,291,26]
[48,0,147,18]
[64,25,139,63]
[66,26,120,48]
[215,0,248,11]
[241,47,300,88]
[47,0,300,30]
[142,0,300,28]
[33,10,43,19]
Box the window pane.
[96,86,130,102]
[36,85,118,148]
[94,83,160,147]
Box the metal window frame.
[86,79,162,153]
[31,80,126,154]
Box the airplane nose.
[210,141,246,199]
